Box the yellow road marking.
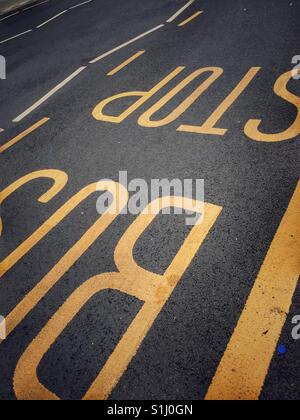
[0,118,49,154]
[244,69,300,142]
[139,67,223,128]
[13,197,222,400]
[167,0,195,23]
[93,67,184,123]
[178,67,261,136]
[0,170,68,239]
[178,11,203,27]
[206,181,300,400]
[1,181,128,340]
[107,51,145,76]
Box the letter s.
[244,70,300,142]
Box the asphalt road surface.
[0,0,299,401]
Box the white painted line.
[13,66,86,123]
[36,10,67,28]
[0,29,33,45]
[0,11,20,22]
[89,24,165,64]
[23,1,49,11]
[69,0,93,10]
[166,0,195,23]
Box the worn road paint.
[107,51,145,76]
[178,11,203,27]
[0,118,49,154]
[206,181,300,400]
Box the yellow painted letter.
[179,67,261,136]
[93,68,185,123]
[138,68,223,128]
[14,197,222,400]
[244,70,300,142]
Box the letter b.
[14,197,222,400]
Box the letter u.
[1,180,128,339]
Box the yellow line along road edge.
[206,181,300,400]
